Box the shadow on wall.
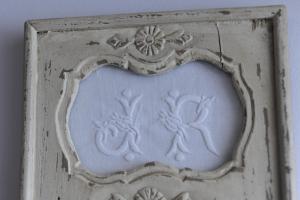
[0,30,24,200]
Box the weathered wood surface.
[22,5,295,200]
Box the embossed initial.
[94,89,143,161]
[160,90,218,161]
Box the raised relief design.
[110,194,127,200]
[94,89,143,161]
[134,25,166,56]
[106,25,192,57]
[134,25,192,56]
[135,187,166,200]
[160,90,218,161]
[165,32,192,46]
[109,187,191,200]
[107,34,130,49]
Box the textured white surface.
[69,62,243,174]
[0,1,299,199]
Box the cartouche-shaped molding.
[55,25,254,185]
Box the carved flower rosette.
[134,25,166,56]
[106,24,193,74]
[109,187,191,200]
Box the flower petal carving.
[134,25,193,56]
[134,187,167,200]
[134,25,166,56]
[109,188,191,200]
[172,193,191,200]
[105,25,193,58]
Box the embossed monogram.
[109,187,191,200]
[94,89,143,161]
[94,88,216,162]
[160,90,218,161]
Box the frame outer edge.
[27,5,283,32]
[273,6,296,200]
[20,5,295,199]
[21,22,38,200]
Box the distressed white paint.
[22,5,295,200]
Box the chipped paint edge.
[22,22,38,200]
[272,7,296,200]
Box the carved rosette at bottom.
[109,187,191,200]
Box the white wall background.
[0,0,298,199]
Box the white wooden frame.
[22,5,295,200]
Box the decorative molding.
[55,47,253,185]
[109,187,191,200]
[160,90,217,161]
[107,34,130,49]
[134,25,166,56]
[134,187,167,200]
[106,25,193,57]
[94,89,143,161]
[110,194,127,200]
